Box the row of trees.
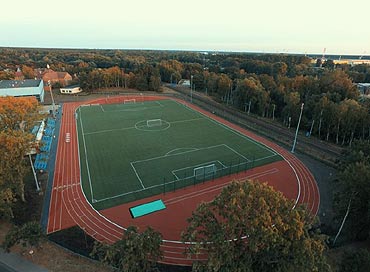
[78,65,161,92]
[1,48,369,146]
[185,69,370,145]
[1,47,369,82]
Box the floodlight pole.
[291,103,304,153]
[29,154,40,191]
[48,80,56,118]
[190,75,193,103]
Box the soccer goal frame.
[194,164,217,180]
[124,98,136,104]
[147,119,162,127]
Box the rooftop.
[0,79,42,89]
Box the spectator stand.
[34,117,56,170]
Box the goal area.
[147,119,162,127]
[194,164,217,180]
[124,99,136,104]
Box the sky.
[1,0,369,55]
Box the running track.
[46,95,320,266]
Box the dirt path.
[0,221,111,272]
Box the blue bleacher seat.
[31,126,39,135]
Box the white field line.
[165,147,198,156]
[174,100,277,156]
[254,153,279,162]
[79,108,95,201]
[99,101,163,113]
[83,117,204,136]
[155,100,165,107]
[165,168,279,206]
[130,162,145,189]
[76,105,125,233]
[84,126,136,136]
[172,171,180,180]
[172,160,221,173]
[172,160,226,175]
[172,100,302,210]
[168,117,204,125]
[99,143,248,203]
[221,144,250,162]
[131,144,225,164]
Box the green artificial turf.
[76,99,282,210]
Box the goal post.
[194,164,217,180]
[124,98,136,104]
[147,119,162,127]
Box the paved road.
[0,249,48,272]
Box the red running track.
[47,95,320,266]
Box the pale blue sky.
[1,0,369,55]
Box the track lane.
[46,96,320,266]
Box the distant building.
[42,70,72,87]
[357,83,370,98]
[34,68,73,90]
[178,79,191,87]
[14,67,24,80]
[333,59,370,66]
[60,85,82,94]
[0,79,44,102]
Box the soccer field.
[76,99,282,210]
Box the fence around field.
[95,157,255,205]
[161,156,253,194]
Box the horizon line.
[0,45,369,58]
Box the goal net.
[147,119,162,127]
[194,164,217,180]
[124,99,136,104]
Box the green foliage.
[0,97,43,218]
[91,226,162,272]
[182,180,331,272]
[135,65,161,92]
[1,48,369,145]
[234,77,269,115]
[334,141,370,241]
[340,249,370,272]
[2,221,44,252]
[0,188,16,219]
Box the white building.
[0,79,44,102]
[60,85,82,94]
[178,79,191,87]
[357,83,370,98]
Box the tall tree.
[0,96,40,131]
[21,65,35,79]
[182,180,330,272]
[235,77,269,115]
[91,226,162,272]
[333,141,370,241]
[0,97,42,212]
[319,70,359,101]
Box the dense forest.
[1,47,369,146]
